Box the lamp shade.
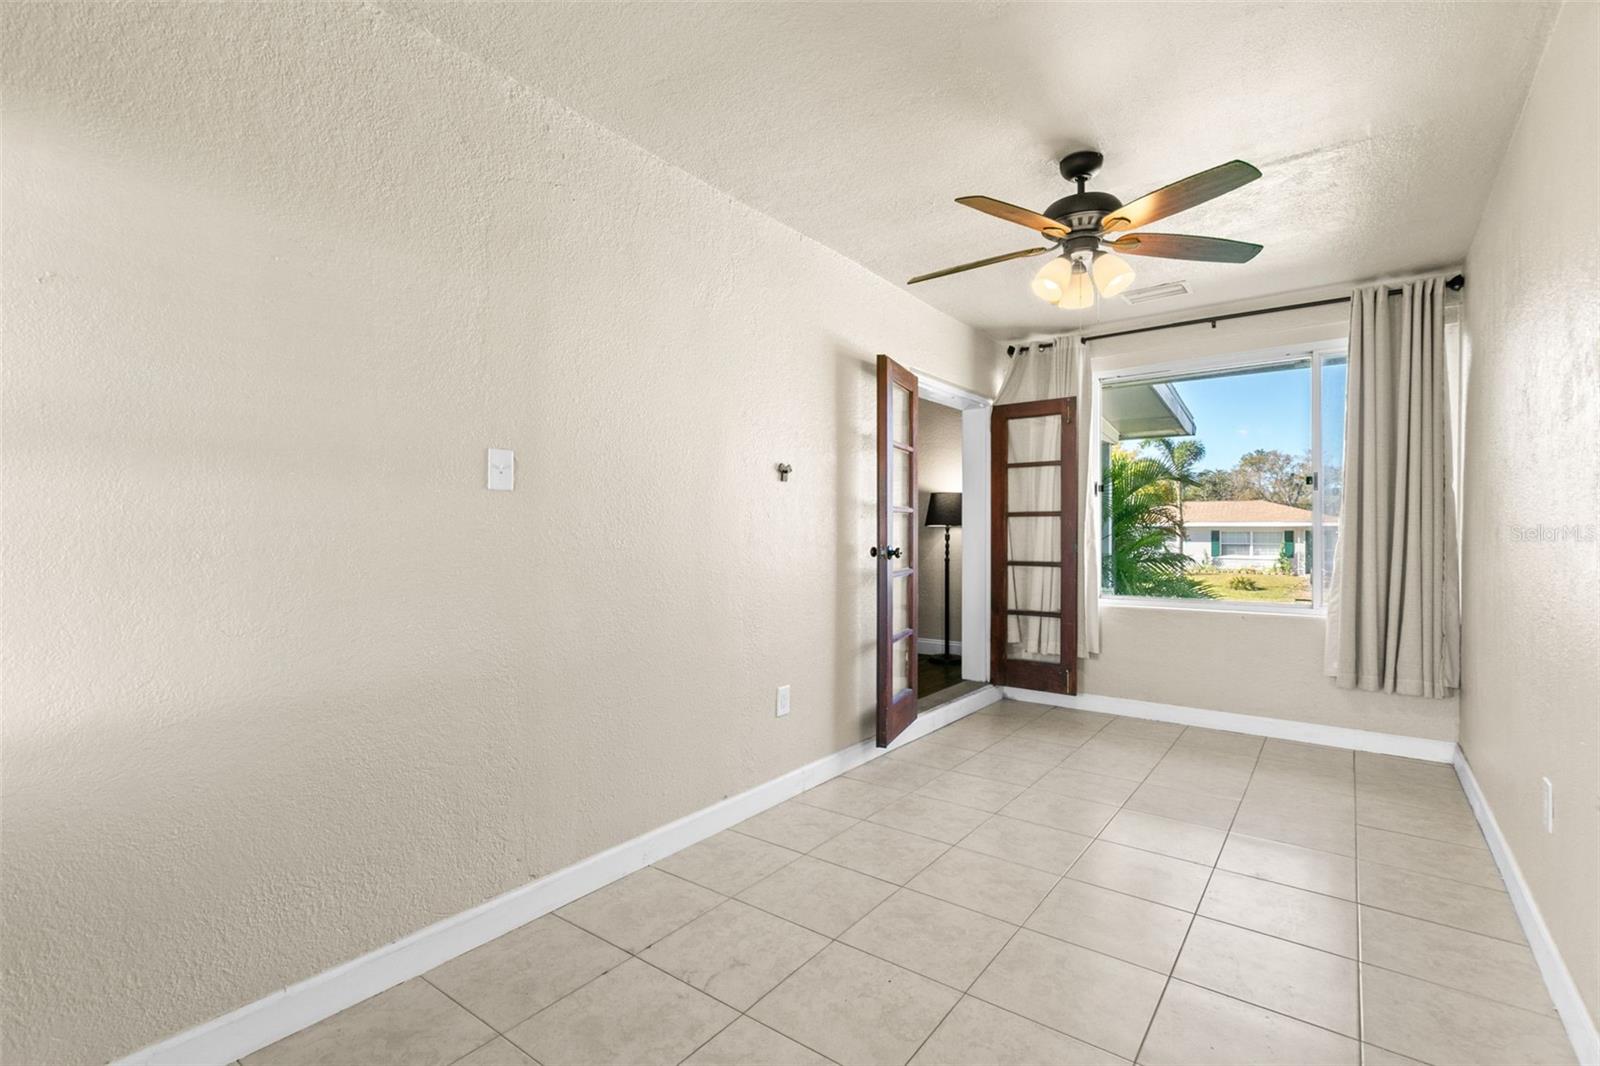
[926,491,962,527]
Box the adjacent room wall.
[916,401,963,652]
[1459,0,1600,1029]
[0,5,1001,1062]
[1078,304,1461,741]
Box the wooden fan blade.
[1105,233,1263,263]
[907,246,1053,284]
[956,196,1069,239]
[1100,160,1261,234]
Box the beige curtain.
[1326,277,1461,697]
[1074,336,1101,657]
[995,336,1100,658]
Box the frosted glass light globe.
[1031,257,1074,304]
[1093,251,1136,298]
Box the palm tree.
[1104,448,1214,598]
[1147,437,1206,534]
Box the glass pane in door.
[893,449,912,508]
[891,511,912,565]
[1007,617,1061,663]
[893,385,912,444]
[891,636,911,693]
[1006,564,1061,610]
[1006,515,1061,564]
[892,574,910,632]
[1007,466,1062,510]
[1006,415,1061,462]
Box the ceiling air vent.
[1123,281,1190,305]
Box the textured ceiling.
[387,1,1556,337]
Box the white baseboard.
[1453,750,1599,1066]
[1000,688,1458,763]
[915,637,962,656]
[114,686,1002,1066]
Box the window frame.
[1096,341,1345,616]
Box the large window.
[1099,350,1346,609]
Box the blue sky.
[1143,361,1345,471]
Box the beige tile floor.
[244,700,1577,1066]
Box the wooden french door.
[991,398,1077,694]
[875,354,919,747]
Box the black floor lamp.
[925,492,962,662]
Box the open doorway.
[914,399,970,705]
[874,356,990,747]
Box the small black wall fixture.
[776,463,792,482]
[925,492,962,662]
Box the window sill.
[1099,594,1327,619]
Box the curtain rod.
[1073,272,1465,346]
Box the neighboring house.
[1175,500,1316,573]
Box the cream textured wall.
[0,4,999,1062]
[1083,605,1458,740]
[916,401,963,647]
[1459,0,1600,1027]
[1079,300,1461,741]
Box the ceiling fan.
[909,151,1263,308]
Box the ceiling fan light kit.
[911,149,1264,310]
[1058,260,1096,309]
[1092,251,1136,298]
[1030,255,1073,303]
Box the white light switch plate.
[775,685,790,718]
[487,448,514,491]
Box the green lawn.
[1192,572,1311,604]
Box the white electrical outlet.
[775,685,790,718]
[1542,776,1554,833]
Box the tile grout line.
[815,708,1052,1063]
[1353,759,1437,1066]
[733,833,1525,1021]
[929,715,1187,1064]
[899,709,1131,1065]
[440,1031,503,1066]
[1355,754,1368,1056]
[744,704,1053,1066]
[734,809,1563,1039]
[420,978,503,1059]
[462,712,1509,1066]
[508,726,1510,1065]
[716,730,1475,1062]
[547,871,843,1066]
[790,732,1514,1058]
[1129,728,1269,1065]
[808,759,1377,1061]
[678,703,1053,1066]
[272,708,1524,1066]
[1351,818,1493,853]
[499,907,724,1053]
